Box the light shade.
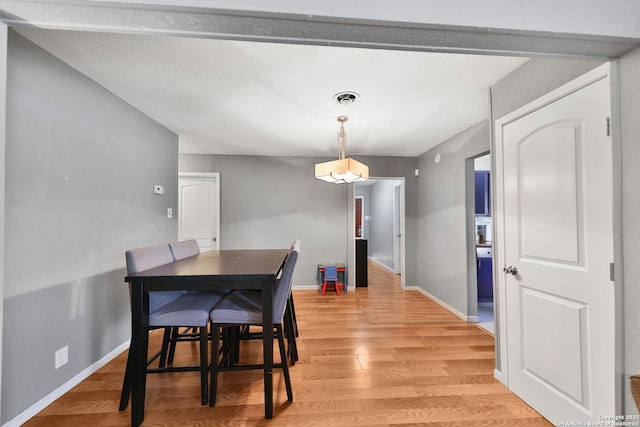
[315,157,369,184]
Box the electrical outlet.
[167,208,173,218]
[55,345,68,370]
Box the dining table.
[124,248,289,426]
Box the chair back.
[324,264,338,281]
[125,243,183,312]
[169,239,200,261]
[126,243,174,275]
[273,248,299,322]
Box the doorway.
[472,153,494,334]
[354,178,405,287]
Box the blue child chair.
[321,264,344,295]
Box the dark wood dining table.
[124,248,289,426]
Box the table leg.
[130,284,148,426]
[262,279,274,419]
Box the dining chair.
[321,264,343,295]
[286,240,301,357]
[165,239,208,363]
[230,241,300,365]
[208,247,300,408]
[169,239,200,260]
[119,243,226,410]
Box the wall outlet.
[55,345,68,370]
[167,207,173,218]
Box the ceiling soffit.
[0,1,639,59]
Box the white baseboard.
[405,286,469,321]
[292,284,318,291]
[368,256,400,274]
[2,341,130,427]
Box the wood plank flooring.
[23,261,552,426]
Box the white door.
[495,64,615,422]
[178,173,220,251]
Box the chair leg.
[321,281,327,296]
[288,294,299,338]
[158,327,173,368]
[209,325,220,407]
[199,326,208,405]
[284,304,298,365]
[335,281,341,295]
[276,325,293,402]
[119,349,132,411]
[233,326,241,364]
[167,326,180,364]
[220,327,235,367]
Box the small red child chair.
[321,264,344,295]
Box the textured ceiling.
[16,27,529,157]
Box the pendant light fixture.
[315,93,369,184]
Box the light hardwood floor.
[24,261,552,426]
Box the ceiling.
[15,27,529,158]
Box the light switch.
[153,185,164,195]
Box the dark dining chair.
[119,243,225,410]
[208,247,300,408]
[164,239,213,363]
[229,240,301,365]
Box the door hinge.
[610,262,615,281]
[606,117,611,136]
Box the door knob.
[503,266,518,275]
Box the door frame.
[465,151,491,325]
[393,184,402,275]
[492,63,623,412]
[177,172,221,250]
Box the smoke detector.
[333,91,359,106]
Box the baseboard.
[368,257,397,273]
[292,284,318,291]
[2,341,130,427]
[405,286,469,321]
[467,315,479,323]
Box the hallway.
[23,261,551,426]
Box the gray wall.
[1,32,179,422]
[620,47,640,415]
[490,57,605,120]
[368,179,402,270]
[415,120,490,314]
[0,23,7,416]
[179,154,418,286]
[179,154,348,287]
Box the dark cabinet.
[355,239,368,287]
[475,171,491,215]
[476,247,493,301]
[477,258,493,301]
